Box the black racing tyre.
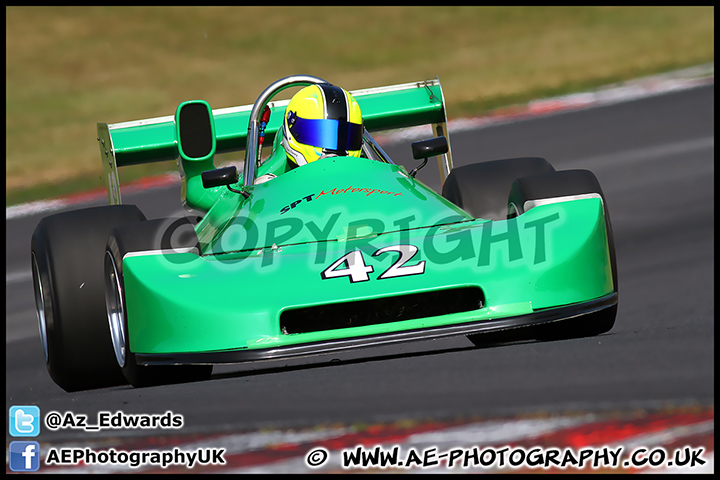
[508,169,618,339]
[442,157,555,220]
[105,217,213,388]
[30,205,146,392]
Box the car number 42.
[321,245,426,283]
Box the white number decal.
[321,245,425,282]
[372,245,426,279]
[320,250,374,283]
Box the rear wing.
[97,78,452,205]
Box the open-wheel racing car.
[31,75,618,392]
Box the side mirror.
[201,166,238,188]
[411,136,448,160]
[409,136,448,177]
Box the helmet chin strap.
[320,145,346,159]
[282,126,308,165]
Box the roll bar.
[243,75,328,188]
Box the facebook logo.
[9,405,40,437]
[9,441,41,472]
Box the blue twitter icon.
[9,405,41,437]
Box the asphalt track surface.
[6,85,713,451]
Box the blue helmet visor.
[289,117,363,152]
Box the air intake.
[280,287,484,335]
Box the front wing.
[121,197,615,365]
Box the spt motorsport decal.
[281,186,404,214]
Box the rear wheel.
[105,217,213,388]
[30,205,146,392]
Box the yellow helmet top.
[282,84,363,166]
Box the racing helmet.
[282,83,363,166]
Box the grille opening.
[280,287,484,335]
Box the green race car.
[31,75,618,392]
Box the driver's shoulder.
[255,134,293,183]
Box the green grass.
[6,6,714,205]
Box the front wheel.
[509,169,618,340]
[31,205,146,392]
[442,157,555,220]
[105,217,213,388]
